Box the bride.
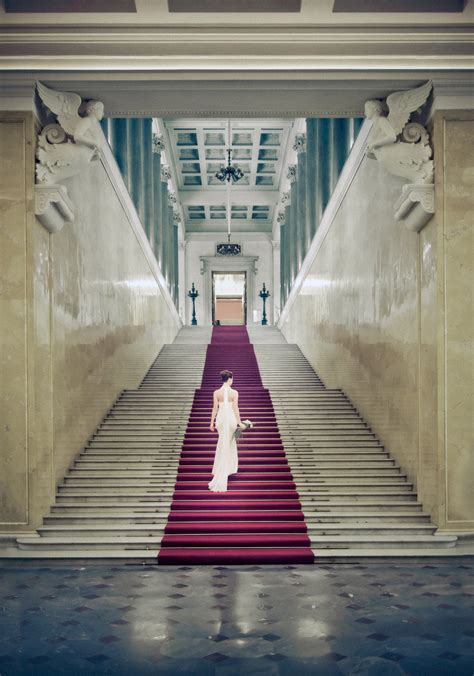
[209,369,246,492]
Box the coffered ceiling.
[162,118,295,233]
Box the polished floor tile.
[0,561,472,675]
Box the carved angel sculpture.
[36,82,105,185]
[365,80,434,184]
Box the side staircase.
[252,326,458,555]
[14,329,209,559]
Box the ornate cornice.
[293,133,307,154]
[277,210,285,225]
[287,164,297,183]
[161,165,172,182]
[152,133,165,153]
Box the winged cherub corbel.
[36,82,105,185]
[365,80,434,184]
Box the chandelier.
[215,119,244,185]
[215,119,245,242]
[215,148,244,184]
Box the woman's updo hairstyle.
[220,369,233,383]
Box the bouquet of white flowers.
[233,419,254,440]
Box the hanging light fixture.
[215,119,245,243]
[215,119,244,185]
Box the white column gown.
[208,384,238,492]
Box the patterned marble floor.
[0,561,472,675]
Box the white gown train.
[208,384,238,492]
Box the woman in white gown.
[209,369,246,492]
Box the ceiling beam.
[4,0,137,11]
[333,0,466,11]
[169,0,301,11]
[178,190,278,207]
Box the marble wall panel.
[51,158,179,486]
[280,154,439,519]
[1,115,180,530]
[281,113,473,530]
[0,115,30,525]
[435,112,474,530]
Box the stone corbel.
[394,183,435,233]
[34,82,105,234]
[364,81,435,234]
[293,133,307,154]
[152,133,165,153]
[35,184,75,234]
[287,164,297,184]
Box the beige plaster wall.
[281,111,473,530]
[0,113,179,530]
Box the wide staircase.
[158,325,314,565]
[15,330,208,559]
[12,324,457,559]
[252,327,457,555]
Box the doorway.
[212,272,247,325]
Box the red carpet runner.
[157,325,314,564]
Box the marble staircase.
[14,328,208,559]
[251,327,458,555]
[9,324,459,559]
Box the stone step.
[38,524,166,537]
[301,500,422,511]
[43,512,171,524]
[305,511,431,523]
[16,536,163,550]
[300,489,416,499]
[309,534,457,549]
[51,503,172,512]
[306,523,436,535]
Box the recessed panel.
[232,149,252,160]
[179,148,200,160]
[205,149,226,160]
[204,132,226,146]
[256,175,274,186]
[257,162,275,174]
[168,0,302,11]
[181,162,201,174]
[5,0,137,10]
[232,132,253,146]
[176,131,198,146]
[260,132,281,146]
[258,148,278,160]
[183,175,202,186]
[333,0,465,11]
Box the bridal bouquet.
[233,419,254,440]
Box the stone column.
[152,134,164,268]
[288,165,298,288]
[160,167,170,286]
[142,118,153,243]
[277,212,286,314]
[127,118,146,228]
[295,133,307,269]
[283,200,291,305]
[178,239,186,322]
[305,118,317,243]
[315,118,331,230]
[173,217,179,307]
[272,238,280,324]
[108,118,131,191]
[329,118,350,194]
[167,196,176,295]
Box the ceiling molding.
[0,25,472,72]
